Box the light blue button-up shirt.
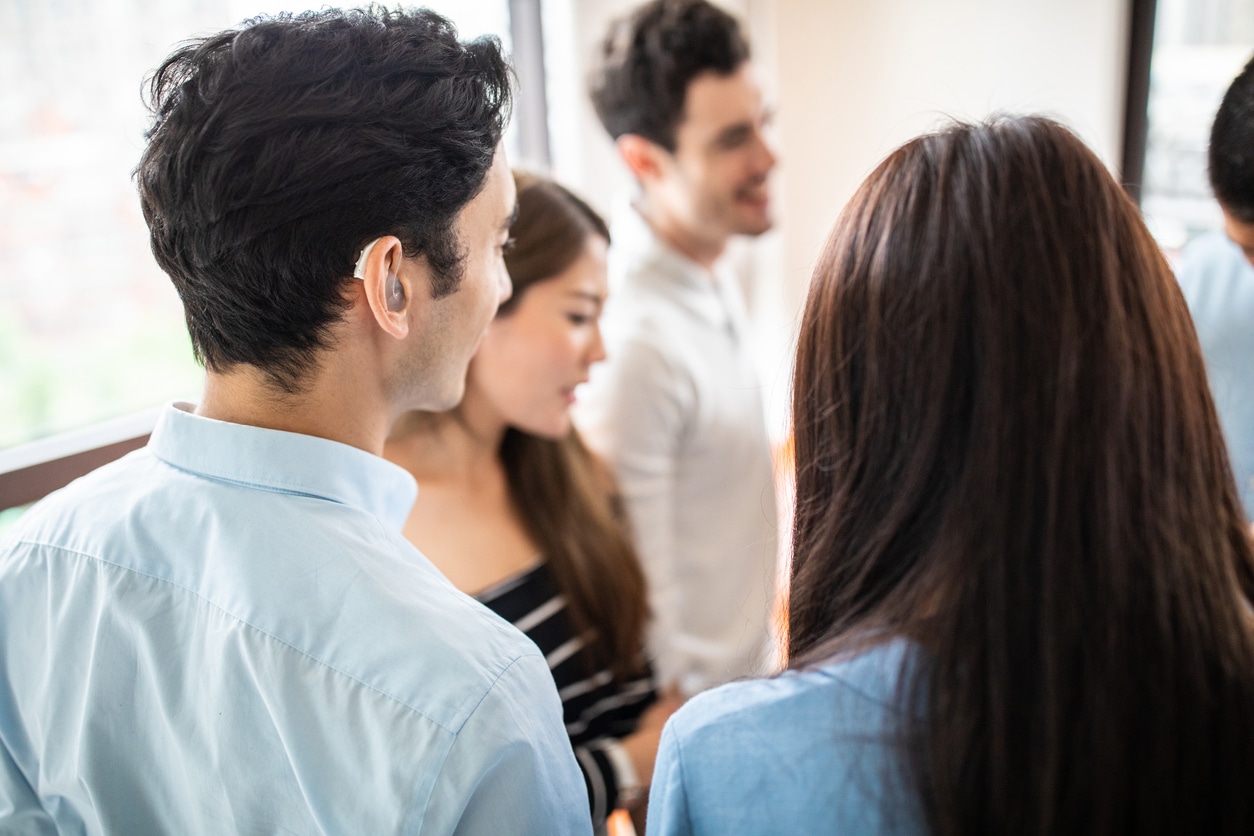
[646,642,923,836]
[1176,233,1254,521]
[0,403,591,834]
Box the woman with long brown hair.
[646,116,1254,835]
[386,172,681,833]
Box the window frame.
[0,410,155,512]
[1121,0,1159,205]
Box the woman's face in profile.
[467,235,609,439]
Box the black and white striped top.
[477,561,657,827]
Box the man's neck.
[635,200,726,272]
[197,362,391,456]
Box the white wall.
[769,0,1132,320]
[544,0,1132,435]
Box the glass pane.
[0,506,29,539]
[1141,0,1254,257]
[0,0,511,450]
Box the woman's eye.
[500,237,516,254]
[566,313,592,326]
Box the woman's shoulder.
[648,641,922,836]
[670,639,910,741]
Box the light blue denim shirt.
[1176,233,1254,521]
[0,403,591,835]
[646,642,924,836]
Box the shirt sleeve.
[576,336,693,690]
[644,720,694,836]
[421,653,592,836]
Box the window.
[1139,0,1254,256]
[0,0,528,531]
[0,0,515,453]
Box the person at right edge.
[579,0,780,699]
[1175,52,1254,521]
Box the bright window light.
[0,0,511,449]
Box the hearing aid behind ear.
[354,238,406,312]
[352,239,377,280]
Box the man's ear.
[358,235,411,339]
[616,133,667,182]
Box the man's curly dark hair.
[1210,54,1254,222]
[136,6,512,393]
[589,0,748,152]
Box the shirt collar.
[147,402,417,531]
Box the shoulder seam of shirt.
[9,539,537,734]
[430,650,556,807]
[449,653,541,735]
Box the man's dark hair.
[589,0,748,152]
[1210,53,1254,222]
[136,6,511,392]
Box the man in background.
[579,0,780,697]
[0,9,589,833]
[1177,53,1254,521]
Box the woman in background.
[386,173,680,833]
[646,116,1254,835]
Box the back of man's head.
[589,0,748,152]
[136,8,511,393]
[1210,54,1254,223]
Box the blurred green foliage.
[0,309,201,448]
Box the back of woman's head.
[790,115,1254,834]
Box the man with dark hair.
[1209,55,1254,263]
[1176,53,1254,520]
[0,9,589,833]
[578,0,780,700]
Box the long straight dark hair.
[498,172,649,682]
[789,116,1254,834]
